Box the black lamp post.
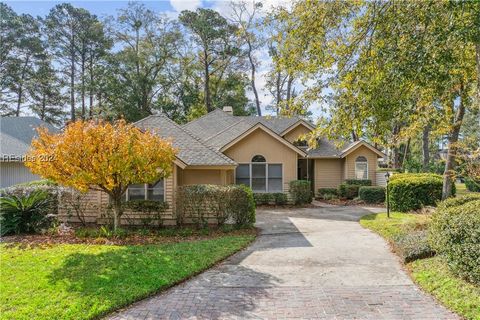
[385,172,391,218]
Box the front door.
[297,159,315,192]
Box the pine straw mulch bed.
[1,227,258,248]
[315,198,386,207]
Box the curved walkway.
[108,205,458,320]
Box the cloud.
[169,0,202,12]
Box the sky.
[4,0,322,118]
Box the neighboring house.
[64,107,384,225]
[0,117,57,188]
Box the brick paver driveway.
[108,205,458,320]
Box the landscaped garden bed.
[0,234,255,320]
[360,207,480,320]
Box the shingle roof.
[183,109,304,138]
[0,117,57,160]
[306,138,345,158]
[180,109,382,159]
[134,115,236,166]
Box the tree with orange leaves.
[25,120,177,230]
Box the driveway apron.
[108,205,458,320]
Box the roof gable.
[220,123,307,157]
[340,140,385,158]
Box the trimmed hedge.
[345,179,372,186]
[429,199,480,284]
[289,180,312,205]
[253,193,288,205]
[388,173,450,212]
[176,184,255,228]
[318,188,337,197]
[253,193,273,205]
[359,186,385,204]
[338,183,360,199]
[273,192,288,205]
[465,178,480,192]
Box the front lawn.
[410,257,480,320]
[359,212,430,240]
[0,235,254,320]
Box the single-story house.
[62,107,384,225]
[0,117,57,188]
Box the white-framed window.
[355,156,368,180]
[126,179,165,201]
[235,155,283,193]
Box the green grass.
[0,235,254,320]
[359,212,430,240]
[410,257,480,320]
[456,182,473,196]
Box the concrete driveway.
[109,205,458,320]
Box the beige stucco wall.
[179,168,231,186]
[343,145,378,185]
[224,128,298,192]
[283,124,312,143]
[314,159,344,190]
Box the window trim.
[355,156,368,180]
[126,179,166,201]
[235,162,284,193]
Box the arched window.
[251,155,266,162]
[235,155,283,193]
[355,156,368,180]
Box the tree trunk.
[351,130,359,141]
[401,138,411,169]
[110,193,122,231]
[391,124,401,168]
[275,71,282,114]
[286,74,293,110]
[247,41,261,116]
[69,24,76,122]
[15,56,30,116]
[422,124,430,172]
[41,93,46,120]
[442,87,467,199]
[89,53,94,118]
[476,43,480,108]
[81,56,85,119]
[204,49,212,112]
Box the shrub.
[394,230,435,262]
[289,180,312,205]
[359,186,385,204]
[437,193,480,210]
[0,190,55,236]
[175,184,255,228]
[345,179,372,186]
[317,188,337,198]
[338,183,360,199]
[429,200,480,284]
[273,193,288,205]
[123,200,169,228]
[322,193,337,200]
[388,173,446,212]
[465,178,480,192]
[14,179,58,187]
[229,185,255,227]
[253,193,274,205]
